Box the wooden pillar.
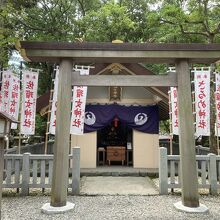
[0,139,4,218]
[51,59,72,207]
[176,59,199,207]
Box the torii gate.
[18,42,220,213]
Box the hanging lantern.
[113,117,119,127]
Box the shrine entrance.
[18,41,220,211]
[97,120,133,166]
[83,102,159,168]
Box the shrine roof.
[36,63,169,120]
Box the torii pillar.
[174,59,208,212]
[42,59,75,214]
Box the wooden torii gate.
[18,42,220,212]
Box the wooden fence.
[159,147,220,195]
[3,147,80,196]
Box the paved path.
[80,176,158,195]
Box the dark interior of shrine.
[96,120,133,166]
[97,120,132,148]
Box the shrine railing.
[159,147,220,195]
[2,147,80,196]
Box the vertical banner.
[70,86,87,134]
[1,70,12,113]
[169,87,179,135]
[0,92,2,112]
[9,75,20,129]
[70,66,89,134]
[194,67,210,136]
[49,68,59,135]
[215,72,220,136]
[20,70,38,135]
[1,70,20,129]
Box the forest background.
[0,0,220,152]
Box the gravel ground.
[2,194,220,220]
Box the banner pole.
[18,61,23,154]
[214,73,220,155]
[44,89,53,154]
[168,88,174,194]
[168,91,173,155]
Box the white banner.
[70,67,89,135]
[49,68,59,135]
[169,87,179,135]
[20,70,38,135]
[215,72,220,136]
[1,70,13,113]
[194,68,210,136]
[0,92,2,112]
[49,66,90,135]
[70,86,88,134]
[9,75,20,129]
[1,70,20,129]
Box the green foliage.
[0,3,17,66]
[160,120,170,134]
[1,0,220,139]
[80,2,134,41]
[35,113,47,136]
[144,64,167,75]
[11,0,77,41]
[149,0,220,43]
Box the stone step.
[80,167,158,177]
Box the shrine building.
[37,63,169,169]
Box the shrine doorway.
[97,119,133,166]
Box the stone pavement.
[80,176,159,195]
[2,195,218,220]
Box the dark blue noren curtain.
[84,104,159,134]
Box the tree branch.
[14,17,46,32]
[160,19,177,25]
[214,23,220,34]
[77,0,86,16]
[179,24,209,37]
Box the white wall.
[133,130,159,169]
[87,86,156,105]
[71,132,97,168]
